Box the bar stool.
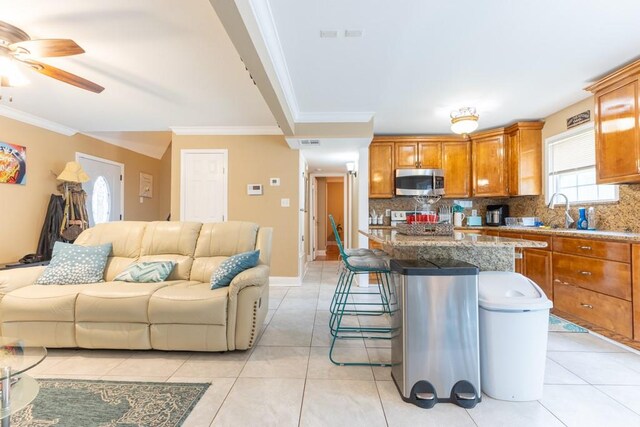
[327,215,393,366]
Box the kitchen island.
[362,228,547,271]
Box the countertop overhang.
[361,228,548,248]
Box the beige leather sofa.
[0,220,272,352]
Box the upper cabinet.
[587,60,640,184]
[471,130,508,197]
[369,141,395,198]
[442,140,471,198]
[506,122,544,196]
[395,141,442,169]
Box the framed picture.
[139,172,153,198]
[0,142,26,185]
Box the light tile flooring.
[29,261,640,426]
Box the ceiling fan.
[0,20,104,93]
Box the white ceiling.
[0,0,277,154]
[262,0,640,134]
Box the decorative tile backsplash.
[370,183,640,232]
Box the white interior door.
[77,153,124,227]
[181,149,227,222]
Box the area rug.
[11,379,209,427]
[549,314,588,333]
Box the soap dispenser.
[577,207,588,230]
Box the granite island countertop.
[361,228,547,248]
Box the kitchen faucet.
[547,193,574,229]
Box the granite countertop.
[361,228,547,248]
[457,226,640,242]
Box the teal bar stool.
[327,215,393,367]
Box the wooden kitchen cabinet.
[369,141,395,198]
[524,249,553,301]
[506,122,544,196]
[394,141,441,169]
[586,60,640,184]
[471,130,508,197]
[442,140,471,197]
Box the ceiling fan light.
[450,107,479,134]
[0,56,29,86]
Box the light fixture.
[346,162,357,177]
[450,107,479,135]
[0,55,29,87]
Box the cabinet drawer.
[554,283,632,338]
[553,253,631,300]
[553,236,630,262]
[521,233,552,251]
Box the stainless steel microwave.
[395,168,445,196]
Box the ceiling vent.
[319,30,338,38]
[345,30,363,38]
[300,139,321,146]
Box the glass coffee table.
[0,338,47,427]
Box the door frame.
[309,172,348,260]
[180,149,228,222]
[76,152,125,220]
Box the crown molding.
[296,112,375,123]
[170,125,283,135]
[0,105,77,136]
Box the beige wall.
[316,178,327,251]
[170,134,300,277]
[0,116,171,263]
[327,179,344,241]
[541,96,594,142]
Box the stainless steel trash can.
[390,259,481,409]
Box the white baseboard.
[269,276,301,287]
[316,250,326,256]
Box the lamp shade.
[57,161,90,183]
[450,107,479,135]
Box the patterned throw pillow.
[36,242,112,285]
[210,250,260,289]
[113,261,175,283]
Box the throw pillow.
[36,242,112,285]
[210,250,260,289]
[113,261,175,283]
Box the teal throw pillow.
[36,242,112,285]
[114,261,175,283]
[210,250,260,289]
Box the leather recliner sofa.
[0,220,272,352]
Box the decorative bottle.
[577,207,588,230]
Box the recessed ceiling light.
[319,30,338,38]
[344,30,363,38]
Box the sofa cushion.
[75,281,189,324]
[35,242,112,285]
[113,261,175,283]
[1,283,107,322]
[137,255,193,281]
[189,257,227,284]
[74,221,147,281]
[141,222,202,257]
[148,283,228,325]
[211,250,260,289]
[194,222,259,258]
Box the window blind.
[548,129,595,174]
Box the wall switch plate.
[281,198,290,207]
[247,184,263,195]
[270,177,280,186]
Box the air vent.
[345,30,363,38]
[300,139,320,146]
[319,30,338,38]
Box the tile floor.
[29,261,640,426]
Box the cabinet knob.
[578,246,592,251]
[580,303,594,309]
[579,271,592,276]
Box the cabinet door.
[442,141,470,197]
[472,135,508,196]
[595,78,640,184]
[523,249,553,301]
[395,142,419,169]
[369,142,395,198]
[507,131,519,196]
[418,142,442,169]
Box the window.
[546,124,618,204]
[92,176,111,224]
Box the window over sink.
[546,122,618,204]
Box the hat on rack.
[57,161,90,183]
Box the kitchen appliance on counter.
[395,169,445,197]
[486,205,509,226]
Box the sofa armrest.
[0,266,46,296]
[227,264,270,298]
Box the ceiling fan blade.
[18,59,104,93]
[10,39,85,57]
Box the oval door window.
[92,176,111,224]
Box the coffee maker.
[486,204,509,226]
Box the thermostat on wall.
[247,184,263,195]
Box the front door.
[77,154,124,227]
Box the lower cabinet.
[523,249,553,301]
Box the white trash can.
[478,271,553,401]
